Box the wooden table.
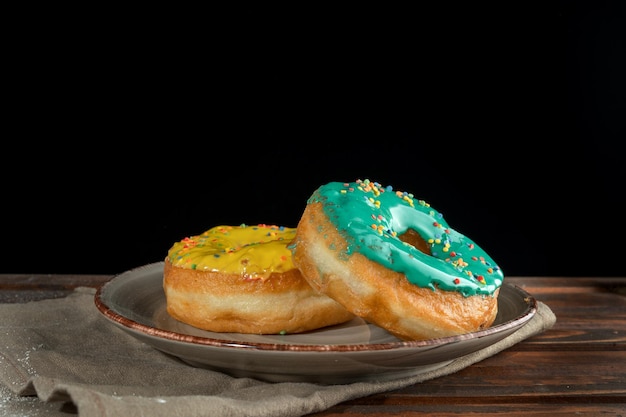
[1,275,625,416]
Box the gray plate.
[94,262,536,384]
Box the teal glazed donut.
[290,179,504,340]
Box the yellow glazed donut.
[290,179,504,341]
[163,224,354,334]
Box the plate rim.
[94,261,537,352]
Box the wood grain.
[1,275,625,416]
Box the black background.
[3,2,624,277]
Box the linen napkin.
[0,287,556,417]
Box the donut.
[289,179,504,341]
[163,224,354,334]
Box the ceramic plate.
[94,262,536,384]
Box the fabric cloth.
[0,287,556,417]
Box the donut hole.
[398,229,431,255]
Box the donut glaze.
[166,224,296,280]
[304,179,503,297]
